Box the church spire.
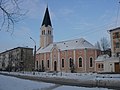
[42,7,52,27]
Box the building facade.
[0,47,33,71]
[109,27,120,57]
[95,27,120,73]
[36,7,100,73]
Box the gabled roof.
[41,7,52,27]
[37,38,97,54]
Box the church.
[36,7,100,73]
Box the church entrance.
[54,61,57,71]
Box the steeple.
[42,7,52,27]
[40,6,53,48]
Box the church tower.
[40,7,53,48]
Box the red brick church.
[36,7,100,73]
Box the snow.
[1,71,120,81]
[0,74,114,90]
[95,55,110,61]
[95,55,119,62]
[54,86,111,90]
[0,74,54,90]
[36,38,96,53]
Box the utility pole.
[30,37,36,71]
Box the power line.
[63,21,116,40]
[116,1,120,27]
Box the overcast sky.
[0,0,120,52]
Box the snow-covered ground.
[0,74,115,90]
[1,71,120,81]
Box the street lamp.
[30,37,36,71]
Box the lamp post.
[30,37,36,71]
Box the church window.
[69,58,73,67]
[62,59,64,67]
[79,57,82,67]
[90,57,93,67]
[98,64,100,68]
[42,60,44,69]
[101,64,104,68]
[36,61,38,69]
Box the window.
[79,57,82,67]
[115,32,119,38]
[50,31,51,35]
[48,30,49,34]
[98,64,100,68]
[47,60,49,68]
[101,64,104,68]
[43,30,45,35]
[69,58,73,67]
[116,42,120,48]
[42,60,44,68]
[36,61,38,69]
[90,58,93,67]
[62,59,64,68]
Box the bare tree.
[95,41,101,50]
[100,37,110,51]
[0,0,26,34]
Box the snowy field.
[1,71,120,81]
[0,74,115,90]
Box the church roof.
[37,38,97,54]
[42,7,52,27]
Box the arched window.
[69,58,73,67]
[79,57,82,67]
[90,57,93,67]
[42,60,44,69]
[98,64,100,68]
[101,64,104,68]
[62,59,64,68]
[48,30,49,34]
[36,61,38,69]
